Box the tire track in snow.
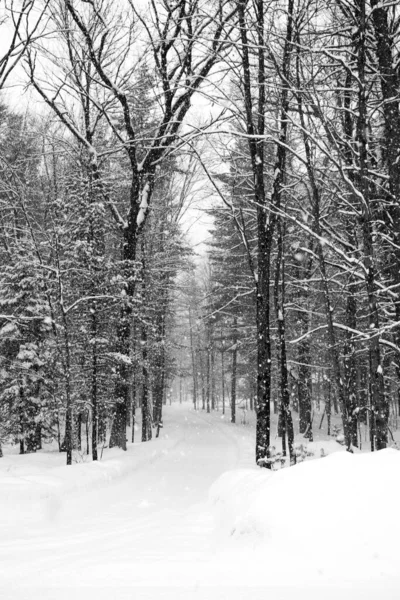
[0,404,247,590]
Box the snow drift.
[0,434,179,529]
[210,448,400,543]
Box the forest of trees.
[1,0,400,468]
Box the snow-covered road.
[0,406,253,599]
[0,405,399,600]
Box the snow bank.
[0,435,178,525]
[210,448,400,548]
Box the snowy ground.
[0,404,399,599]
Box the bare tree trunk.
[221,347,226,416]
[370,2,400,406]
[91,306,98,461]
[295,41,349,447]
[344,289,358,447]
[231,317,238,424]
[356,0,387,449]
[274,218,296,463]
[199,351,206,410]
[238,0,272,466]
[211,345,216,410]
[189,306,198,410]
[86,410,90,455]
[141,321,152,443]
[61,294,73,465]
[206,332,211,413]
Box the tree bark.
[356,0,387,449]
[231,318,238,425]
[141,322,152,443]
[238,0,273,466]
[274,218,296,463]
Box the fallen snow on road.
[0,404,399,600]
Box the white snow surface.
[0,404,399,600]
